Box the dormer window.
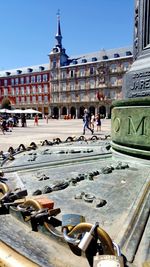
[81,59,87,63]
[126,51,132,56]
[72,60,78,64]
[27,68,33,73]
[39,66,45,71]
[114,53,120,58]
[103,55,108,60]
[92,57,97,62]
[17,70,22,74]
[6,72,11,76]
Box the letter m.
[128,116,147,136]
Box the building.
[0,64,50,115]
[0,15,133,118]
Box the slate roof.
[0,63,49,78]
[0,46,133,77]
[67,46,133,66]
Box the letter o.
[113,117,121,133]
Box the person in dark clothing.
[82,109,93,135]
[21,114,27,127]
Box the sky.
[0,0,134,71]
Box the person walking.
[90,113,95,131]
[82,109,93,135]
[34,114,39,126]
[95,113,101,132]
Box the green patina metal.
[111,99,150,157]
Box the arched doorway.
[79,106,85,118]
[99,106,106,118]
[62,106,67,116]
[70,106,76,118]
[53,107,59,119]
[89,106,95,115]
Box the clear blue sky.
[0,0,134,70]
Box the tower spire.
[55,10,62,49]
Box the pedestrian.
[95,113,101,132]
[82,109,94,135]
[34,114,39,126]
[90,113,95,131]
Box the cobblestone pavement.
[0,118,111,152]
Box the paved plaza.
[0,118,111,152]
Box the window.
[61,71,66,79]
[90,79,95,88]
[110,77,117,85]
[38,96,42,102]
[26,86,30,95]
[44,96,48,103]
[21,87,24,95]
[70,70,74,78]
[104,89,110,99]
[32,86,36,94]
[15,78,19,85]
[21,97,25,103]
[122,62,130,71]
[79,80,85,90]
[70,82,75,91]
[37,75,41,82]
[11,88,14,95]
[90,67,94,75]
[44,84,48,93]
[53,83,58,92]
[80,92,85,101]
[4,80,8,86]
[110,90,117,99]
[16,87,19,95]
[43,74,48,82]
[79,68,85,77]
[61,83,66,91]
[20,77,24,84]
[11,79,14,86]
[90,91,95,101]
[32,96,36,103]
[26,76,30,83]
[53,60,56,68]
[27,96,30,103]
[60,93,67,101]
[51,71,57,80]
[16,97,19,103]
[38,85,42,94]
[4,88,8,96]
[53,95,58,102]
[110,64,117,72]
[31,76,35,83]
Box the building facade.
[0,16,133,118]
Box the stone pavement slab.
[0,118,111,152]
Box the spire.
[55,10,62,49]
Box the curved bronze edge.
[0,241,39,267]
[111,141,150,158]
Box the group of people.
[82,109,101,135]
[0,115,19,134]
